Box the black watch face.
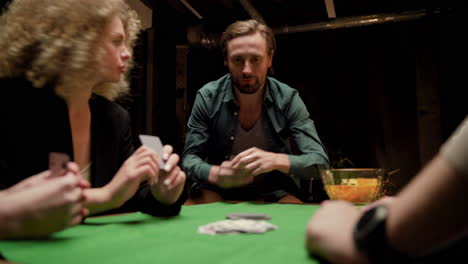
[357,207,377,230]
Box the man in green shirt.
[182,19,329,203]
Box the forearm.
[182,154,212,183]
[274,153,290,174]
[84,187,116,216]
[288,153,329,178]
[387,155,468,256]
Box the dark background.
[149,0,465,195]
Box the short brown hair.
[220,19,276,60]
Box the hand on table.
[208,160,254,189]
[305,200,368,264]
[150,145,186,205]
[231,147,289,176]
[0,162,89,239]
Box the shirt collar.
[223,74,274,106]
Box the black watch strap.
[354,205,413,264]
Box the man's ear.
[268,53,273,67]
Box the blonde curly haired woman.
[0,0,186,225]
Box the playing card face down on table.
[226,212,271,220]
[198,219,278,235]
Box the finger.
[220,160,233,168]
[69,203,84,216]
[244,159,260,171]
[135,156,160,172]
[81,207,90,217]
[61,172,81,190]
[149,152,161,169]
[69,214,84,227]
[170,171,186,189]
[231,148,254,166]
[133,164,158,183]
[233,151,258,169]
[144,162,159,183]
[163,166,181,186]
[78,191,88,205]
[163,153,179,172]
[240,154,257,165]
[79,179,90,189]
[162,145,173,161]
[67,162,80,175]
[250,164,266,176]
[65,185,83,203]
[134,145,149,155]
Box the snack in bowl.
[320,169,384,203]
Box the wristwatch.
[353,205,412,264]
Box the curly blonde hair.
[0,0,141,100]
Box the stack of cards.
[197,219,277,235]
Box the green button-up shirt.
[182,74,329,187]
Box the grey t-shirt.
[440,116,468,176]
[230,118,269,159]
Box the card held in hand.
[139,134,165,168]
[49,152,70,176]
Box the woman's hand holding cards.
[149,144,186,205]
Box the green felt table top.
[0,202,321,264]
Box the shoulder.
[266,76,298,96]
[197,74,231,98]
[91,95,130,122]
[266,76,300,109]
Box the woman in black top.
[0,0,186,238]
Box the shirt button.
[230,136,235,141]
[234,112,238,116]
[225,155,229,159]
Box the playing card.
[198,219,277,235]
[49,152,70,176]
[139,135,165,168]
[226,212,271,220]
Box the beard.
[233,76,262,94]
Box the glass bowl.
[320,168,385,204]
